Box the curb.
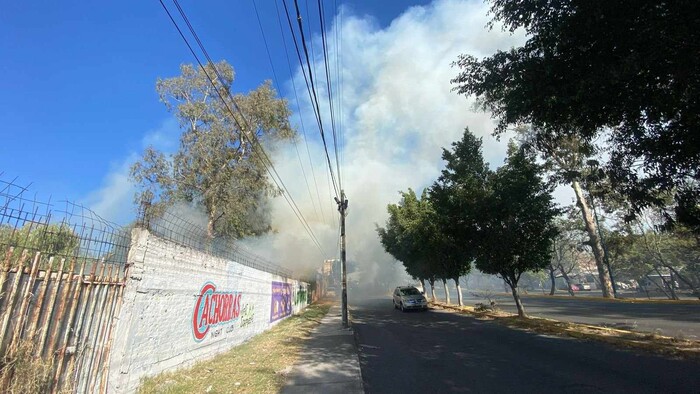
[347,308,367,394]
[520,293,700,305]
[431,301,649,336]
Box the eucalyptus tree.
[475,145,559,317]
[130,61,295,238]
[633,209,700,299]
[514,131,615,297]
[550,215,590,296]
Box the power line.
[283,0,342,226]
[282,0,337,226]
[158,0,327,256]
[317,0,342,193]
[335,0,345,190]
[251,0,322,224]
[283,0,340,198]
[273,0,331,227]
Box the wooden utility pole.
[335,190,348,328]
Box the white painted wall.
[107,228,308,393]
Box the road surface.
[350,296,700,393]
[432,288,700,339]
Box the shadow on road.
[350,296,700,393]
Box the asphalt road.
[350,296,700,393]
[435,288,700,339]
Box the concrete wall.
[107,229,308,393]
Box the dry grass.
[431,301,700,360]
[522,293,700,305]
[138,301,332,394]
[0,340,56,394]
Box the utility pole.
[335,190,348,328]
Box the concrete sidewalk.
[281,301,364,394]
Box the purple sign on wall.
[270,281,292,322]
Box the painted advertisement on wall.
[192,282,242,342]
[270,281,292,322]
[108,229,313,393]
[291,283,308,314]
[294,284,308,306]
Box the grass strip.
[139,301,332,394]
[431,302,700,361]
[521,293,700,305]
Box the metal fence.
[0,178,128,392]
[138,201,292,278]
[0,178,130,273]
[0,177,292,392]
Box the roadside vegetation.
[377,1,700,318]
[139,301,330,394]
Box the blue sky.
[0,0,430,204]
[2,0,541,274]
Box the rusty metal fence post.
[0,178,129,393]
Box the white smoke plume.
[244,0,527,289]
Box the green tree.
[420,203,472,305]
[475,145,559,317]
[633,210,700,299]
[0,223,80,266]
[516,130,615,298]
[452,0,700,234]
[430,128,488,305]
[550,215,590,296]
[130,61,296,238]
[377,189,438,300]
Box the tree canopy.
[429,128,488,281]
[377,130,558,314]
[452,0,700,228]
[130,61,296,238]
[475,145,559,316]
[376,189,436,284]
[0,223,80,268]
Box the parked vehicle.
[392,286,428,312]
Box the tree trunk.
[207,212,216,239]
[509,284,527,318]
[666,265,700,300]
[548,265,556,295]
[429,278,437,302]
[654,266,679,300]
[442,278,450,304]
[571,180,614,298]
[419,278,427,295]
[454,278,463,306]
[647,229,700,299]
[558,264,576,296]
[646,274,672,299]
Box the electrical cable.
[317,0,342,193]
[251,0,321,224]
[280,0,340,225]
[273,0,330,226]
[158,0,327,256]
[285,0,340,197]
